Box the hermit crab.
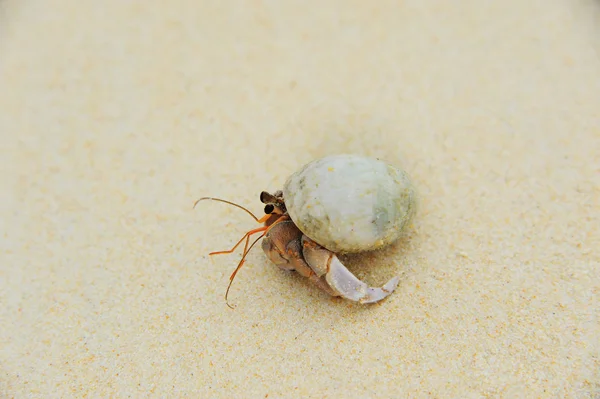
[196,154,416,307]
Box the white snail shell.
[283,154,416,254]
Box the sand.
[1,1,599,397]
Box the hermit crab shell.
[283,154,416,254]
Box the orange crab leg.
[208,213,272,256]
[208,225,269,256]
[225,232,266,309]
[227,216,287,279]
[224,215,289,308]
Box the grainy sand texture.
[1,1,599,398]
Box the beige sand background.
[1,0,599,398]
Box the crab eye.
[264,204,274,214]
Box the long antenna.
[193,197,261,222]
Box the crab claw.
[325,256,400,303]
[301,236,400,304]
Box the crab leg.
[209,225,268,255]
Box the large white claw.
[325,256,400,304]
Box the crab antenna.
[193,197,261,222]
[225,233,265,309]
